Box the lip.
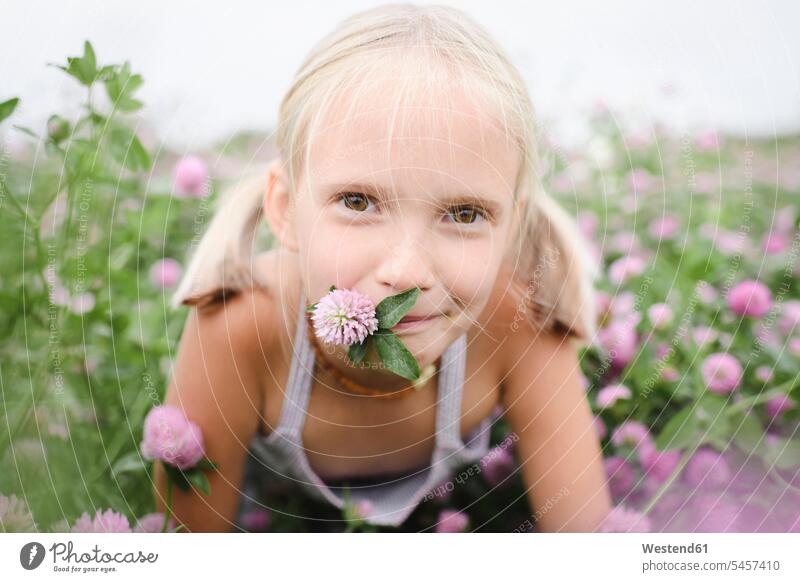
[391,314,441,332]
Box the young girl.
[157,3,612,532]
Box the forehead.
[305,75,520,200]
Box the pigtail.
[170,170,270,310]
[513,190,600,347]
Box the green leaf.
[695,392,730,445]
[104,61,145,112]
[0,97,20,124]
[186,469,211,496]
[731,411,764,457]
[80,41,97,83]
[375,287,421,328]
[348,338,369,365]
[372,330,420,381]
[108,126,151,172]
[696,392,727,420]
[655,404,698,451]
[97,64,117,82]
[763,437,800,471]
[46,114,70,143]
[53,41,99,86]
[194,458,218,471]
[163,464,191,492]
[12,124,38,139]
[110,451,148,478]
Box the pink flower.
[134,512,177,533]
[778,300,800,336]
[648,216,680,240]
[480,446,516,487]
[683,448,731,488]
[240,508,271,532]
[609,291,641,326]
[695,130,718,152]
[791,337,800,356]
[69,292,95,315]
[578,211,598,239]
[640,447,681,485]
[776,205,797,232]
[727,280,772,318]
[596,291,612,322]
[71,508,132,533]
[353,500,373,521]
[49,285,71,307]
[604,456,637,498]
[172,155,209,198]
[596,384,632,409]
[701,353,743,394]
[693,172,719,194]
[593,416,607,440]
[435,509,470,533]
[608,255,647,285]
[647,303,673,329]
[610,421,652,451]
[688,493,742,532]
[626,169,656,193]
[755,323,781,348]
[717,231,748,255]
[695,281,718,305]
[150,258,183,289]
[140,405,205,470]
[661,367,680,382]
[309,288,379,346]
[597,321,638,368]
[0,493,36,532]
[755,366,773,383]
[692,326,718,347]
[763,231,790,255]
[607,231,640,255]
[597,505,651,532]
[764,394,795,421]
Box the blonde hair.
[171,3,598,346]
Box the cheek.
[437,239,505,306]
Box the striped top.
[235,288,495,528]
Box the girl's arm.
[500,325,612,532]
[154,289,274,532]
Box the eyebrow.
[322,181,506,214]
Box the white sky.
[2,0,799,151]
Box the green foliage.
[0,40,216,532]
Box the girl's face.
[281,90,521,369]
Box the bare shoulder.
[190,283,279,363]
[478,263,577,386]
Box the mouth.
[391,314,442,332]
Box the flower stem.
[161,473,173,533]
[640,444,697,517]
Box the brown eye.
[448,205,484,224]
[338,192,371,212]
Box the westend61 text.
[642,543,708,554]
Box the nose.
[374,232,436,294]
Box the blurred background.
[4,0,800,149]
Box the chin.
[402,337,446,366]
